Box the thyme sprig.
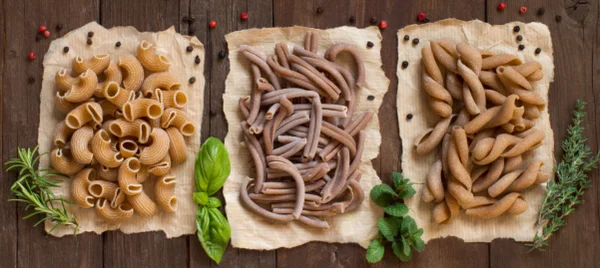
[4,146,79,234]
[529,100,600,250]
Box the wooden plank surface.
[0,0,599,267]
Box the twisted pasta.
[414,115,454,155]
[464,94,523,134]
[488,160,549,197]
[465,192,528,219]
[456,43,485,115]
[422,160,444,203]
[155,175,177,212]
[422,47,453,117]
[136,41,171,72]
[73,54,110,75]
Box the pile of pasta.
[238,33,369,229]
[49,41,195,222]
[417,40,550,224]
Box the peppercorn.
[209,21,216,29]
[195,55,201,64]
[63,46,69,53]
[535,48,542,54]
[218,50,227,59]
[404,35,410,41]
[412,38,420,45]
[401,61,409,69]
[87,31,94,38]
[370,17,377,24]
[56,23,63,31]
[366,41,374,48]
[115,41,121,47]
[516,35,523,41]
[518,44,525,50]
[538,7,545,15]
[423,18,430,23]
[497,2,506,11]
[189,16,196,23]
[186,46,193,52]
[189,26,196,34]
[417,12,426,21]
[406,114,413,120]
[379,20,387,29]
[349,16,356,23]
[367,95,375,101]
[28,52,36,61]
[519,6,527,14]
[87,38,93,45]
[513,25,520,32]
[556,15,562,22]
[38,25,47,33]
[43,30,50,38]
[316,7,323,14]
[28,77,35,84]
[241,12,249,20]
[189,77,196,84]
[182,15,190,22]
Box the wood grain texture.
[2,1,103,268]
[487,1,600,268]
[99,1,188,268]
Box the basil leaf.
[207,197,222,208]
[384,203,408,217]
[193,192,209,205]
[366,238,385,263]
[195,137,231,196]
[370,184,397,207]
[196,206,231,264]
[377,217,399,241]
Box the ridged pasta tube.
[118,157,143,195]
[136,41,171,72]
[50,148,85,175]
[71,168,96,208]
[166,127,187,164]
[70,125,95,164]
[91,129,123,168]
[52,120,76,148]
[55,68,79,92]
[95,63,123,98]
[96,199,134,222]
[63,69,98,103]
[65,102,103,129]
[127,190,157,217]
[155,175,177,212]
[108,119,151,143]
[122,99,164,121]
[139,128,169,165]
[160,108,196,136]
[141,72,181,96]
[119,55,145,91]
[73,54,110,75]
[103,81,134,109]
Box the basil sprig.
[194,137,231,264]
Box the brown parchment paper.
[39,22,205,237]
[397,19,555,242]
[223,26,389,250]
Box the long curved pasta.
[71,168,96,208]
[432,193,460,224]
[50,148,85,175]
[91,129,123,168]
[422,47,453,117]
[160,108,196,136]
[431,39,458,72]
[488,160,549,197]
[456,43,485,115]
[71,126,95,164]
[422,160,444,203]
[414,115,454,155]
[464,94,523,134]
[139,128,170,165]
[324,43,366,88]
[65,102,103,129]
[465,192,528,219]
[155,175,177,212]
[96,63,123,98]
[497,66,545,106]
[122,99,164,121]
[118,157,144,195]
[73,54,111,75]
[481,54,522,70]
[119,55,145,92]
[63,69,98,103]
[136,41,171,72]
[108,119,151,143]
[141,72,181,96]
[166,127,187,164]
[96,199,134,222]
[127,190,157,217]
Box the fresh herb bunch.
[366,172,424,263]
[529,100,600,250]
[194,137,232,264]
[4,146,79,234]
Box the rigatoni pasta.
[49,40,196,222]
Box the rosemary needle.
[4,146,79,234]
[528,100,600,251]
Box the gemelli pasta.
[49,41,196,222]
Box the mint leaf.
[392,172,416,199]
[392,238,412,262]
[384,203,409,217]
[401,236,411,256]
[401,216,418,235]
[412,237,425,252]
[366,238,385,263]
[378,217,400,241]
[370,184,397,207]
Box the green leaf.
[377,217,400,241]
[411,236,425,252]
[392,172,416,199]
[207,197,222,208]
[400,216,418,235]
[384,203,408,217]
[392,239,412,262]
[366,238,385,263]
[195,137,231,196]
[193,192,209,205]
[370,184,397,207]
[196,206,231,264]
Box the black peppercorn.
[518,44,525,50]
[87,38,93,45]
[218,50,227,59]
[349,16,356,23]
[556,15,562,22]
[370,17,377,24]
[423,18,430,23]
[195,55,201,64]
[189,77,196,84]
[189,16,196,23]
[407,114,413,120]
[28,77,35,84]
[367,95,375,101]
[401,61,409,69]
[56,24,63,31]
[186,46,193,52]
[87,31,94,38]
[63,46,69,53]
[513,25,520,32]
[538,8,545,15]
[115,41,121,47]
[366,41,374,48]
[516,35,523,41]
[535,48,542,54]
[316,7,323,14]
[412,38,420,45]
[182,15,190,22]
[404,35,410,41]
[189,26,196,34]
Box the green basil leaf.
[196,206,231,264]
[207,197,222,208]
[366,238,385,263]
[384,203,409,217]
[377,217,399,241]
[195,137,231,196]
[193,192,209,205]
[370,184,397,207]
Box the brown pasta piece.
[465,192,528,219]
[414,115,454,155]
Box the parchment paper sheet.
[39,22,205,237]
[223,26,389,250]
[396,19,555,242]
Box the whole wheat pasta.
[55,91,78,114]
[118,157,144,195]
[96,200,134,222]
[324,43,365,88]
[137,165,150,183]
[472,158,505,193]
[108,119,151,143]
[166,127,187,164]
[65,102,103,129]
[414,115,454,155]
[422,47,453,117]
[513,61,543,81]
[139,128,170,165]
[465,192,528,219]
[50,147,86,175]
[98,99,120,118]
[119,55,145,91]
[136,41,171,72]
[53,120,76,148]
[127,190,157,217]
[240,45,282,90]
[487,160,548,197]
[148,154,172,176]
[479,71,507,95]
[118,139,138,158]
[432,192,460,224]
[422,160,445,203]
[123,99,164,121]
[62,69,98,102]
[56,69,80,92]
[103,81,134,109]
[73,54,111,75]
[155,175,177,212]
[464,94,523,134]
[71,168,96,208]
[91,129,124,168]
[497,66,545,106]
[158,89,188,109]
[457,43,486,114]
[501,128,544,157]
[71,125,95,164]
[88,180,119,200]
[95,63,123,98]
[96,165,118,182]
[141,72,182,96]
[160,108,196,136]
[445,72,464,100]
[480,54,522,70]
[430,39,458,73]
[246,65,266,125]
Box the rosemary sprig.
[4,145,79,234]
[528,100,600,250]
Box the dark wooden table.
[1,0,598,267]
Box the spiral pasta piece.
[73,54,111,75]
[71,125,95,164]
[141,72,181,96]
[501,128,545,157]
[457,43,485,115]
[464,94,523,134]
[139,128,170,165]
[119,55,145,92]
[91,129,123,168]
[481,54,522,70]
[50,147,85,175]
[430,39,458,73]
[414,115,454,155]
[497,66,545,106]
[160,108,196,136]
[136,41,171,72]
[118,157,144,195]
[155,175,177,212]
[465,192,528,219]
[432,193,460,224]
[71,168,96,208]
[488,160,549,197]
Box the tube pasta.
[55,92,78,114]
[56,68,80,93]
[159,90,188,109]
[73,54,111,75]
[122,99,164,121]
[88,180,119,200]
[141,72,181,96]
[118,157,143,195]
[91,129,124,168]
[160,108,196,136]
[119,55,145,92]
[96,199,135,222]
[103,81,134,108]
[155,175,177,212]
[65,102,103,129]
[139,128,170,165]
[71,168,96,208]
[136,41,171,72]
[148,154,171,176]
[118,139,138,158]
[96,63,123,98]
[50,148,85,175]
[62,69,98,102]
[127,190,157,217]
[108,119,151,143]
[166,127,187,164]
[71,126,95,164]
[97,165,118,182]
[53,120,76,148]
